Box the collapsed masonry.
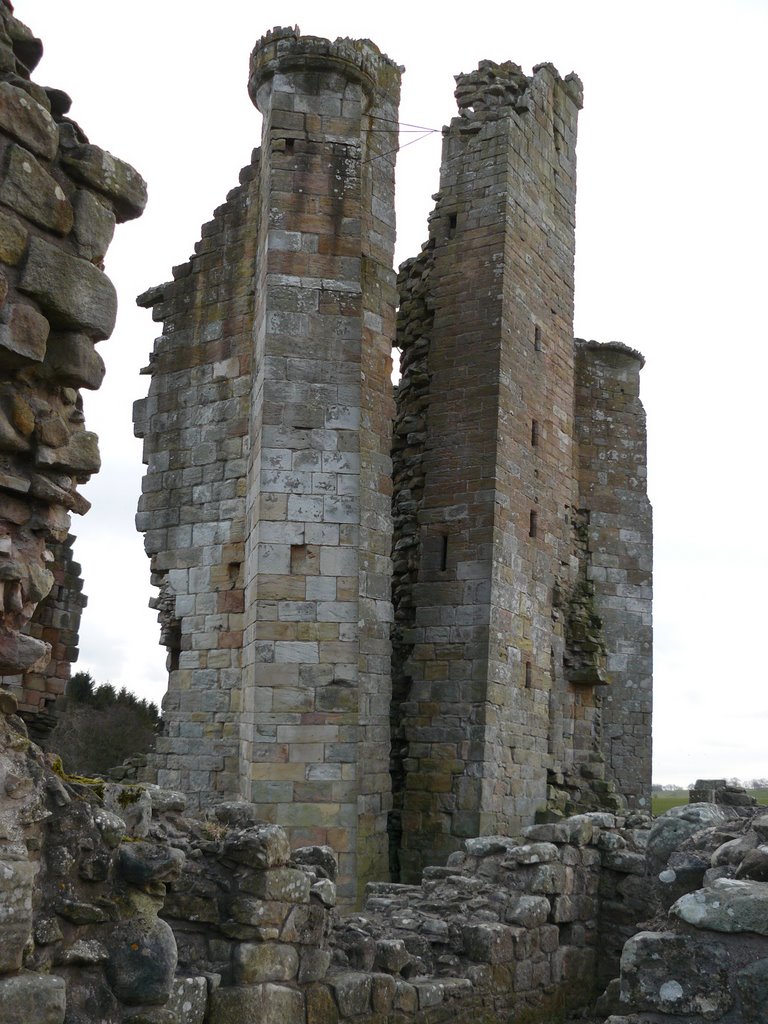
[0,2,146,730]
[134,28,652,902]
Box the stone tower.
[390,62,651,880]
[135,38,652,899]
[135,29,401,902]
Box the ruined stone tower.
[390,61,650,880]
[135,29,401,901]
[134,33,652,899]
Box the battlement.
[249,26,401,111]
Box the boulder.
[620,930,731,1017]
[647,803,728,870]
[0,972,66,1024]
[104,914,178,1005]
[672,877,768,935]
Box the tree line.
[44,671,160,777]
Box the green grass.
[651,789,768,816]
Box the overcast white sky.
[18,0,768,786]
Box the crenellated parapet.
[249,26,401,112]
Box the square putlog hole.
[291,543,320,575]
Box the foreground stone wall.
[6,673,768,1024]
[0,688,658,1024]
[603,802,768,1023]
[0,3,145,703]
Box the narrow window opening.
[531,419,539,446]
[440,534,449,571]
[529,510,538,538]
[525,661,532,688]
[534,324,542,351]
[285,137,295,152]
[447,213,457,238]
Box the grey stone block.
[19,235,117,338]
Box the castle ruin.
[133,28,652,903]
[6,14,747,1024]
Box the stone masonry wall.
[392,61,597,882]
[8,533,87,740]
[241,29,400,905]
[134,151,258,804]
[574,341,652,808]
[0,3,145,699]
[137,29,401,904]
[0,681,656,1024]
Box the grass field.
[651,789,768,816]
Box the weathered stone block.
[602,849,646,875]
[462,922,515,963]
[328,972,372,1016]
[374,937,411,973]
[223,823,291,869]
[504,841,559,864]
[0,144,73,233]
[505,894,550,928]
[0,858,35,972]
[44,332,105,389]
[0,81,58,159]
[371,973,396,1013]
[238,866,311,903]
[60,135,147,222]
[673,878,768,935]
[736,958,768,1023]
[394,979,418,1012]
[19,235,117,338]
[36,429,100,476]
[413,980,445,1008]
[0,301,49,368]
[117,842,185,886]
[647,805,727,871]
[260,983,305,1024]
[207,985,263,1024]
[299,947,332,983]
[620,931,731,1018]
[306,983,339,1024]
[0,208,27,264]
[292,844,338,881]
[104,915,178,1005]
[0,972,66,1024]
[72,188,116,261]
[311,878,336,907]
[232,942,299,983]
